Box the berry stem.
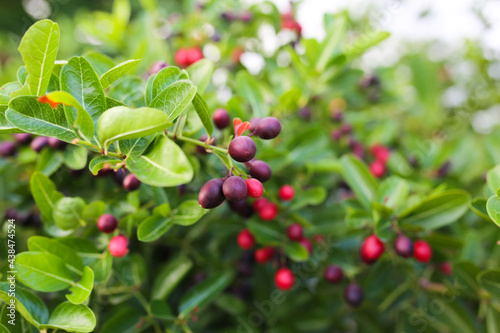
[167,133,228,153]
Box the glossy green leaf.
[92,252,112,282]
[290,186,327,211]
[30,172,64,224]
[57,237,100,267]
[149,80,197,121]
[454,261,481,296]
[172,200,205,226]
[316,15,346,72]
[88,155,122,175]
[344,31,390,60]
[487,165,500,194]
[0,105,17,134]
[53,197,86,230]
[118,135,155,158]
[83,51,115,76]
[151,256,193,300]
[247,221,282,245]
[187,59,214,93]
[100,59,141,89]
[137,215,173,242]
[376,176,409,210]
[127,135,193,187]
[0,282,49,327]
[66,266,94,304]
[39,302,96,333]
[340,154,378,210]
[34,148,64,176]
[28,236,84,275]
[486,196,500,228]
[63,145,88,170]
[152,66,188,98]
[100,307,143,333]
[487,306,500,333]
[478,269,500,299]
[18,19,60,96]
[150,300,174,319]
[235,71,268,118]
[284,242,309,262]
[16,252,73,292]
[192,93,213,136]
[0,82,21,105]
[153,203,171,217]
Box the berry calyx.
[360,235,385,264]
[213,108,231,130]
[255,117,281,140]
[237,229,255,249]
[245,178,263,198]
[324,265,343,283]
[228,136,256,162]
[413,240,432,263]
[247,160,272,182]
[258,202,278,221]
[0,142,17,157]
[278,185,295,201]
[275,268,294,290]
[97,214,118,233]
[48,137,67,150]
[123,174,141,191]
[223,176,248,201]
[108,235,129,257]
[344,283,364,308]
[286,223,303,241]
[255,247,274,263]
[369,160,386,178]
[394,235,413,258]
[198,179,225,209]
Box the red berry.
[370,144,391,163]
[394,235,413,258]
[97,214,118,233]
[324,265,343,283]
[255,247,274,263]
[237,229,255,249]
[440,262,453,276]
[186,47,203,65]
[108,235,129,257]
[228,136,256,162]
[413,240,432,263]
[213,108,231,130]
[369,160,386,178]
[275,268,294,290]
[253,198,269,212]
[123,174,141,191]
[344,283,364,307]
[223,176,248,201]
[245,178,263,198]
[286,223,303,241]
[278,185,295,201]
[299,238,312,255]
[174,49,189,67]
[258,202,278,221]
[360,235,385,264]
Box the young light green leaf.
[63,145,88,170]
[96,106,171,152]
[66,266,94,304]
[149,80,197,121]
[18,19,60,96]
[17,66,28,85]
[137,215,173,242]
[290,186,326,212]
[105,96,127,108]
[0,282,49,328]
[172,200,206,226]
[0,81,22,104]
[376,176,409,210]
[0,105,18,134]
[100,59,141,89]
[284,242,309,262]
[118,135,155,157]
[6,96,77,142]
[487,165,500,194]
[34,148,64,176]
[28,236,84,275]
[30,172,64,224]
[39,302,96,333]
[151,66,189,98]
[88,155,122,175]
[315,14,346,72]
[187,59,214,93]
[340,154,378,210]
[192,93,213,136]
[151,256,193,300]
[53,197,86,230]
[127,135,193,187]
[235,71,268,118]
[83,51,115,76]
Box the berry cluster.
[368,144,391,178]
[97,213,129,257]
[360,234,433,264]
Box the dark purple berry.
[0,142,17,157]
[344,283,364,308]
[97,214,118,233]
[198,179,225,209]
[213,108,230,130]
[123,174,141,191]
[113,169,126,185]
[249,118,260,133]
[211,32,221,42]
[394,235,413,258]
[4,208,18,220]
[228,136,256,162]
[298,106,311,120]
[221,11,236,22]
[255,117,281,140]
[95,167,113,177]
[31,136,49,152]
[324,265,343,283]
[223,176,247,201]
[178,184,186,197]
[13,133,32,145]
[229,199,253,218]
[26,212,42,227]
[247,160,272,182]
[48,137,67,150]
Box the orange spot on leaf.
[37,95,60,109]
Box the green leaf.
[478,269,500,299]
[400,190,470,231]
[454,261,481,296]
[105,96,127,108]
[376,176,409,210]
[150,300,174,320]
[28,236,84,275]
[192,93,213,136]
[100,59,141,89]
[179,271,233,317]
[118,135,155,158]
[151,256,193,300]
[137,215,173,242]
[152,66,188,98]
[53,197,86,230]
[316,15,346,72]
[0,282,49,327]
[17,66,28,85]
[57,237,100,267]
[39,302,96,333]
[99,307,143,333]
[374,215,392,242]
[6,96,77,142]
[344,31,390,60]
[60,56,107,125]
[187,59,214,93]
[0,81,22,104]
[247,221,282,245]
[153,203,171,217]
[486,196,500,228]
[487,165,500,194]
[487,306,500,333]
[63,145,88,170]
[66,266,94,304]
[0,105,18,134]
[83,51,115,76]
[35,148,64,176]
[30,172,64,224]
[96,106,171,152]
[284,242,309,262]
[340,154,378,210]
[290,186,327,211]
[88,155,122,175]
[16,252,73,292]
[469,198,491,221]
[235,71,268,118]
[127,135,193,187]
[149,80,197,121]
[92,252,112,282]
[172,200,205,226]
[18,19,60,96]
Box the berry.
[344,283,364,308]
[148,61,168,76]
[4,208,18,220]
[370,144,391,163]
[198,179,225,209]
[394,235,413,258]
[186,47,203,65]
[13,133,32,145]
[440,262,453,276]
[258,202,278,221]
[95,167,113,177]
[113,169,127,185]
[174,49,188,67]
[240,11,253,22]
[255,247,274,263]
[247,160,272,182]
[228,136,256,162]
[108,235,129,257]
[414,240,432,263]
[48,137,66,150]
[360,235,385,264]
[286,223,303,241]
[213,108,231,130]
[223,176,248,201]
[221,11,236,22]
[97,214,118,233]
[324,265,343,283]
[123,174,141,191]
[278,185,295,201]
[253,198,269,212]
[245,178,263,198]
[369,160,386,178]
[340,123,352,135]
[298,106,311,120]
[237,229,255,249]
[331,130,342,141]
[255,117,281,140]
[299,238,313,255]
[228,199,253,218]
[0,142,17,157]
[31,136,49,152]
[249,118,261,132]
[275,268,294,290]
